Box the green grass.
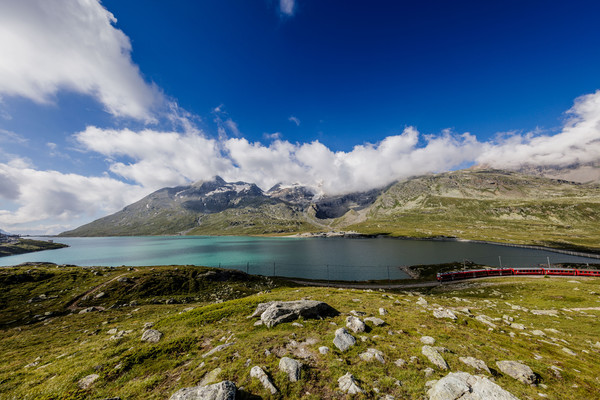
[0,264,599,399]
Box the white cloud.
[0,161,146,234]
[289,116,300,126]
[0,0,161,121]
[477,90,600,168]
[279,0,296,16]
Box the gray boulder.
[333,328,356,352]
[169,380,237,400]
[251,300,338,328]
[141,329,163,343]
[496,361,536,384]
[433,308,457,320]
[346,316,366,333]
[421,336,436,345]
[250,366,278,394]
[422,346,449,370]
[428,372,519,400]
[279,357,302,382]
[338,372,363,394]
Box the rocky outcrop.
[169,380,237,400]
[427,372,519,400]
[279,357,302,382]
[496,360,536,384]
[333,328,356,351]
[251,300,338,328]
[338,372,363,394]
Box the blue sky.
[1,0,600,234]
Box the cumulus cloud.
[478,90,600,168]
[279,0,296,16]
[0,160,146,234]
[0,0,161,121]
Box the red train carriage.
[437,267,599,282]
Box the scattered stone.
[424,367,435,377]
[143,322,154,329]
[350,310,366,316]
[338,372,363,394]
[496,360,536,384]
[394,358,407,368]
[169,380,237,400]
[346,316,366,333]
[141,329,163,343]
[417,297,428,306]
[421,336,436,345]
[562,347,577,356]
[433,308,457,320]
[359,348,385,364]
[202,342,235,358]
[510,323,525,330]
[550,365,562,379]
[253,320,263,326]
[107,328,118,335]
[379,307,388,315]
[292,322,304,328]
[531,330,546,337]
[333,328,356,352]
[250,366,277,394]
[78,374,99,389]
[94,292,105,299]
[458,357,490,374]
[364,317,386,326]
[250,300,339,328]
[116,277,131,283]
[422,345,449,370]
[79,307,101,314]
[319,346,330,355]
[279,357,302,382]
[199,368,222,386]
[531,309,559,317]
[352,298,361,302]
[475,315,497,329]
[427,371,519,400]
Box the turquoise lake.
[1,236,598,281]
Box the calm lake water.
[1,236,598,281]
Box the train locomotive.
[436,267,600,282]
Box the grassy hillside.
[1,264,599,399]
[348,170,600,252]
[0,239,68,257]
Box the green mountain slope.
[347,169,600,251]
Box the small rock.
[141,329,163,343]
[531,330,546,337]
[292,322,304,328]
[319,346,330,355]
[394,358,406,368]
[475,315,497,329]
[424,367,435,377]
[279,357,302,382]
[94,292,105,299]
[199,368,222,386]
[333,328,356,352]
[250,366,277,394]
[379,307,388,315]
[422,345,448,370]
[364,317,386,326]
[202,342,235,358]
[338,372,363,394]
[346,316,366,333]
[433,308,457,320]
[359,348,385,364]
[79,307,101,314]
[169,380,236,400]
[417,297,428,306]
[510,323,525,330]
[143,322,154,329]
[421,336,436,345]
[251,300,339,328]
[427,371,519,400]
[78,373,99,389]
[458,356,490,374]
[562,347,576,356]
[350,310,366,316]
[496,360,536,384]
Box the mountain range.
[60,168,600,252]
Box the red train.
[437,267,600,282]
